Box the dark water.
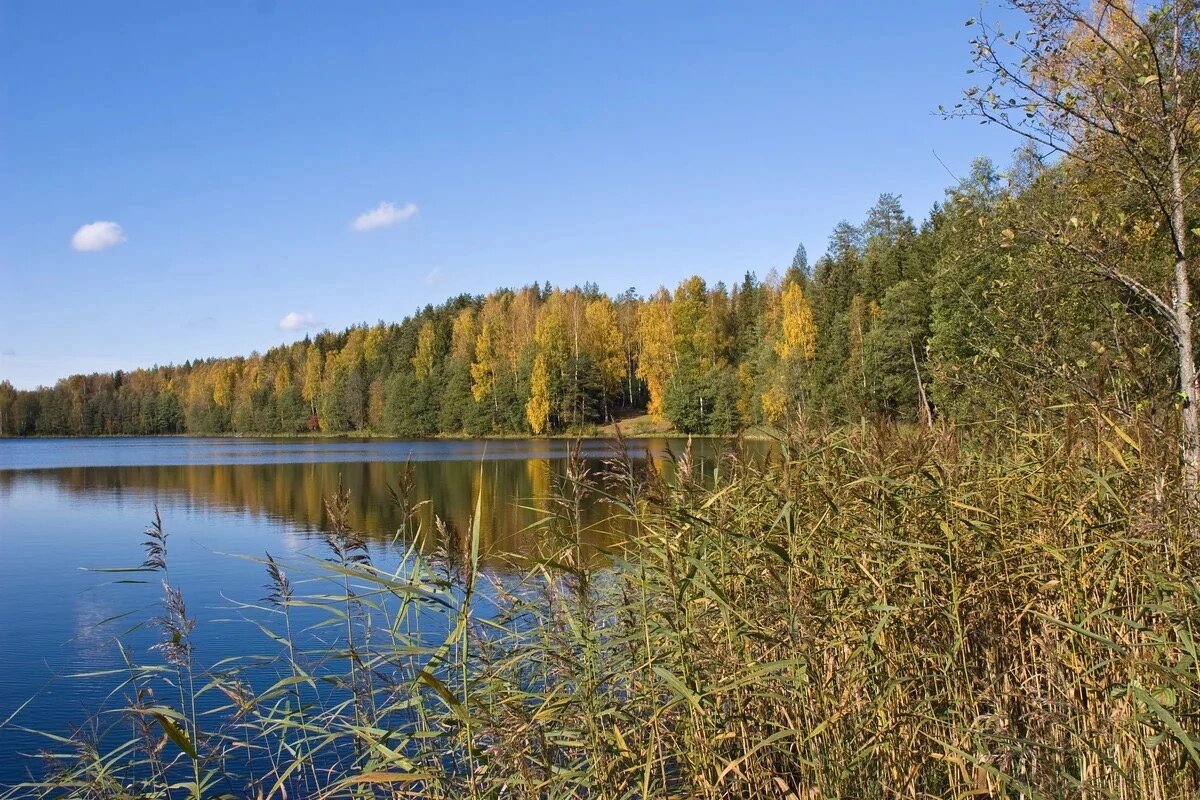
[0,436,733,785]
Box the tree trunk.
[627,355,635,406]
[1174,272,1199,495]
[1169,21,1200,496]
[1170,231,1198,494]
[910,340,933,430]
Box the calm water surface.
[0,436,732,784]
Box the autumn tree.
[438,306,481,432]
[526,354,551,434]
[637,288,675,418]
[412,321,437,381]
[584,296,625,420]
[777,281,818,363]
[561,288,591,427]
[533,291,570,430]
[765,280,818,422]
[615,288,642,407]
[471,301,503,413]
[301,347,323,416]
[963,0,1200,488]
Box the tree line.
[0,152,1180,440]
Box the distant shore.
[0,415,780,442]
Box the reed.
[4,412,1199,798]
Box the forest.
[0,150,1178,441]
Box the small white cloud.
[1,348,15,357]
[71,221,127,252]
[351,201,418,232]
[279,311,319,332]
[425,266,442,285]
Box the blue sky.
[0,1,1016,390]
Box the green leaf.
[150,712,197,760]
[417,669,467,721]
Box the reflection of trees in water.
[0,459,635,565]
[0,439,765,567]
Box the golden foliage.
[526,354,551,434]
[637,288,674,418]
[775,282,817,362]
[412,321,437,381]
[585,297,625,398]
[450,308,476,365]
[761,381,789,425]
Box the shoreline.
[0,427,779,442]
[0,411,780,442]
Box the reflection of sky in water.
[0,437,761,785]
[70,590,123,667]
[0,436,685,471]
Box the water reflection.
[0,439,746,569]
[0,437,770,785]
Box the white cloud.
[351,201,418,232]
[71,221,127,252]
[279,311,319,332]
[425,266,442,285]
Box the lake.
[0,436,733,786]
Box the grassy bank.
[0,410,780,442]
[6,415,1199,799]
[0,416,691,441]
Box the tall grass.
[4,414,1199,798]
